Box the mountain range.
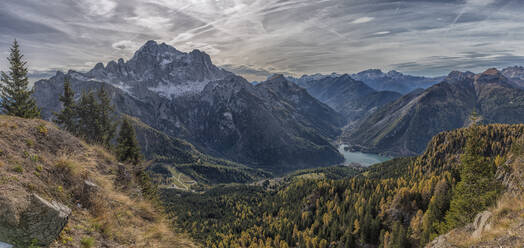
[288,69,443,94]
[351,69,444,94]
[344,68,524,156]
[293,74,402,122]
[32,40,524,168]
[33,41,343,173]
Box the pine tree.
[75,90,99,142]
[74,87,115,146]
[96,86,116,147]
[54,77,76,132]
[116,117,141,165]
[0,40,40,118]
[444,127,501,230]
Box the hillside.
[0,116,197,247]
[161,124,524,247]
[33,41,344,173]
[344,68,524,156]
[127,116,271,187]
[256,74,345,138]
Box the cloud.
[465,0,496,7]
[372,31,390,36]
[112,40,139,51]
[351,16,374,24]
[1,0,524,82]
[84,0,116,16]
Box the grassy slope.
[0,116,198,247]
[127,115,271,187]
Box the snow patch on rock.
[148,80,212,99]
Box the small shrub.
[35,165,43,172]
[25,139,34,147]
[55,159,78,175]
[30,154,40,163]
[13,164,23,173]
[60,235,73,244]
[37,124,48,136]
[80,236,95,248]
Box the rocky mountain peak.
[481,68,501,76]
[386,70,403,78]
[502,65,524,79]
[267,74,287,81]
[356,69,384,78]
[474,68,508,85]
[132,40,181,58]
[445,71,475,83]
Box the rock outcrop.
[471,211,492,239]
[0,193,71,247]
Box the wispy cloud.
[1,0,524,81]
[352,17,374,24]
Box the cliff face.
[0,116,197,247]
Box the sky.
[1,0,524,82]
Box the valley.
[2,1,524,246]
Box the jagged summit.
[48,40,233,100]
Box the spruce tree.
[0,40,40,118]
[116,117,141,165]
[76,90,99,142]
[96,86,116,147]
[54,77,77,132]
[443,127,501,230]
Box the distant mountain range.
[351,69,444,94]
[293,74,401,122]
[288,70,444,94]
[33,41,343,173]
[344,68,524,156]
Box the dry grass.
[0,116,199,247]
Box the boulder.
[425,234,457,248]
[472,211,492,239]
[0,193,71,247]
[80,180,100,209]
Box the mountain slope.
[296,74,401,121]
[33,41,343,173]
[127,116,271,186]
[256,74,345,138]
[344,69,524,156]
[0,116,197,247]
